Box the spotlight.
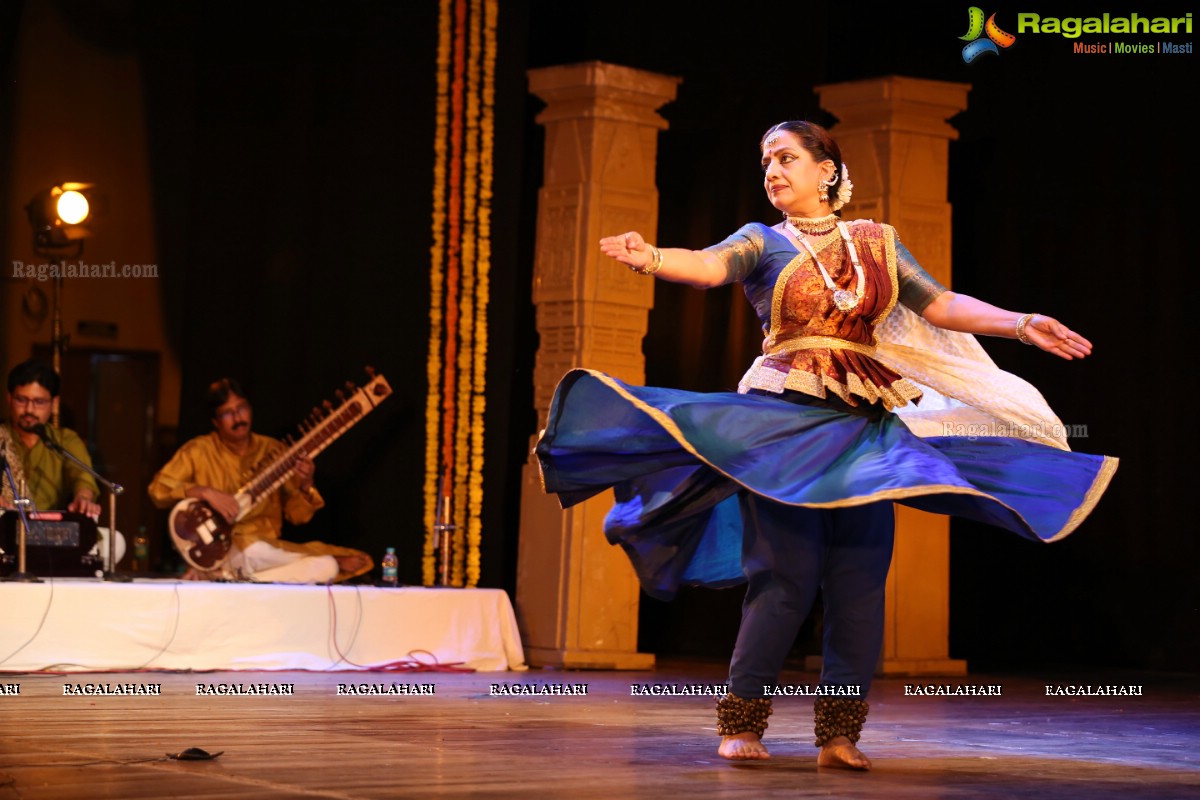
[26,182,96,252]
[56,189,90,224]
[21,182,102,421]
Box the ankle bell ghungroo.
[715,693,772,738]
[813,697,869,747]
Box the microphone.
[31,423,65,454]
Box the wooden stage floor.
[1,659,1197,799]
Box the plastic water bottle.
[133,528,149,572]
[381,547,399,586]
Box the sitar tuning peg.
[335,389,346,404]
[323,400,334,412]
[365,365,377,378]
[344,381,356,394]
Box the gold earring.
[817,176,832,203]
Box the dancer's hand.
[600,231,653,271]
[1025,315,1093,360]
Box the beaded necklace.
[784,212,838,237]
[784,219,865,312]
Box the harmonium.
[0,510,101,578]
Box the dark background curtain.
[129,0,533,592]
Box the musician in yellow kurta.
[148,378,372,583]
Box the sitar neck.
[234,374,392,516]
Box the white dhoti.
[226,540,339,584]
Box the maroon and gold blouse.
[706,220,946,410]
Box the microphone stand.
[2,454,41,582]
[37,430,129,582]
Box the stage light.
[25,182,96,252]
[21,182,102,426]
[56,189,90,225]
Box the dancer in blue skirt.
[536,120,1117,768]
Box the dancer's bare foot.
[718,732,770,760]
[817,736,871,770]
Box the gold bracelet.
[629,244,663,275]
[1015,312,1036,345]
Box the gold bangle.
[629,244,663,275]
[1015,312,1036,345]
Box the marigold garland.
[467,0,497,588]
[425,0,498,588]
[424,0,454,586]
[451,0,483,589]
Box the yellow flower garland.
[451,0,483,589]
[426,0,497,588]
[424,0,453,587]
[468,0,498,588]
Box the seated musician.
[2,359,102,516]
[148,378,373,583]
[2,359,126,568]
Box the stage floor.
[0,659,1196,799]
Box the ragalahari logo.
[960,7,1017,62]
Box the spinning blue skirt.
[536,369,1119,602]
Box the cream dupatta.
[875,302,1072,451]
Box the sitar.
[168,368,392,571]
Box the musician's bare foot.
[182,567,225,581]
[335,553,371,577]
[817,736,871,770]
[718,732,770,760]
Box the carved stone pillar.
[817,75,971,676]
[516,62,679,669]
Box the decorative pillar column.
[816,75,971,676]
[516,62,679,669]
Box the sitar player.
[148,378,372,583]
